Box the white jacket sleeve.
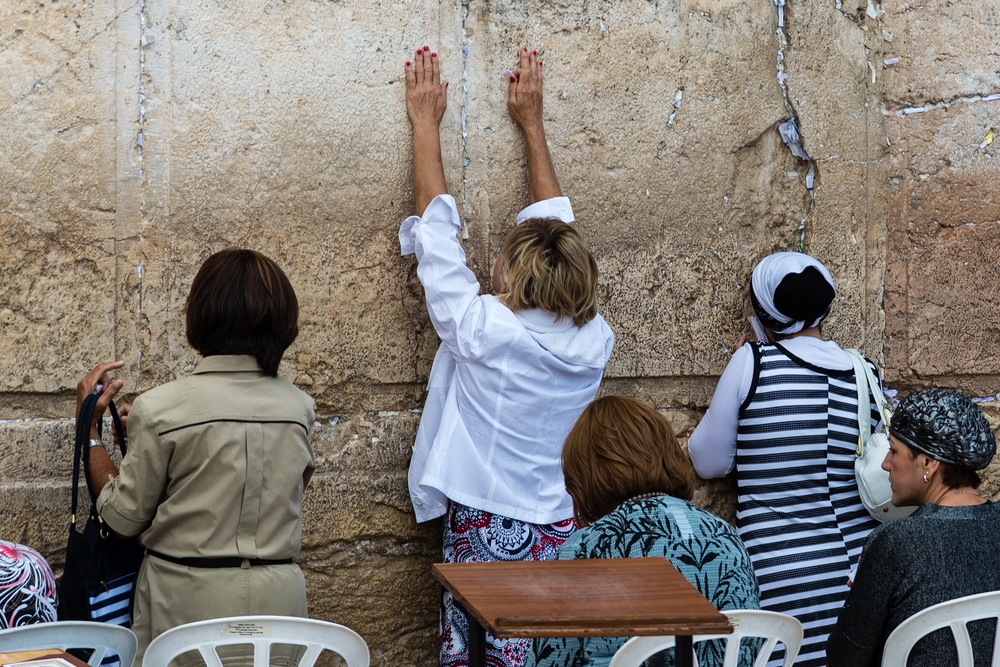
[687,344,755,479]
[398,195,487,360]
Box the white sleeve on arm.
[687,344,755,479]
[516,196,574,224]
[398,195,486,359]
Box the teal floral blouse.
[524,495,761,667]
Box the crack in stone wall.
[888,93,1000,117]
[773,0,815,252]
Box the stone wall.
[882,0,1000,395]
[0,0,995,665]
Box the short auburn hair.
[186,249,299,377]
[498,219,598,327]
[562,395,695,526]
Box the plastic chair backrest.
[142,616,370,667]
[881,591,1000,667]
[0,621,138,667]
[608,610,803,667]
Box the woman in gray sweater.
[827,389,998,666]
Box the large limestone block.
[304,412,430,545]
[458,0,813,391]
[137,0,462,410]
[301,540,440,667]
[883,104,1000,389]
[784,0,880,161]
[0,0,131,395]
[882,0,1000,107]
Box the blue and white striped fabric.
[87,573,133,667]
[736,343,880,667]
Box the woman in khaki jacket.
[76,249,316,662]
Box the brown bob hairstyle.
[186,249,299,377]
[499,219,598,328]
[562,395,695,526]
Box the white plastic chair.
[608,610,803,667]
[881,590,1000,667]
[142,616,370,667]
[0,621,138,667]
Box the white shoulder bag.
[844,349,916,522]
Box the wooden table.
[433,557,732,667]
[0,650,90,667]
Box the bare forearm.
[87,444,120,498]
[523,124,561,203]
[413,124,448,216]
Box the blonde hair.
[498,218,598,327]
[562,395,695,526]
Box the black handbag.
[59,391,144,626]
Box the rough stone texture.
[0,0,128,395]
[136,0,463,412]
[882,0,1000,392]
[462,0,810,384]
[10,0,996,665]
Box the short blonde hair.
[498,219,598,327]
[562,396,695,525]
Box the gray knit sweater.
[827,501,1000,666]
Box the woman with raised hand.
[401,46,615,667]
[827,389,999,667]
[687,252,881,667]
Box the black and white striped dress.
[736,342,880,667]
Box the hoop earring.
[923,472,930,483]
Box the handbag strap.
[71,393,98,523]
[844,349,890,455]
[72,392,129,521]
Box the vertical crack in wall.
[459,1,471,241]
[773,0,815,252]
[135,0,148,379]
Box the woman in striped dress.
[688,252,881,667]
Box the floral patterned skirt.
[440,502,576,667]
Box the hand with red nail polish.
[507,46,561,203]
[406,44,449,215]
[507,46,544,134]
[406,45,448,130]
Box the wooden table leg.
[675,635,694,667]
[467,611,487,667]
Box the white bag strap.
[845,349,890,455]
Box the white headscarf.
[751,252,836,335]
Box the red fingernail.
[445,82,449,88]
[423,46,429,51]
[539,61,543,67]
[532,50,536,55]
[405,61,411,66]
[523,47,528,52]
[510,76,517,82]
[417,49,422,55]
[431,52,437,57]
